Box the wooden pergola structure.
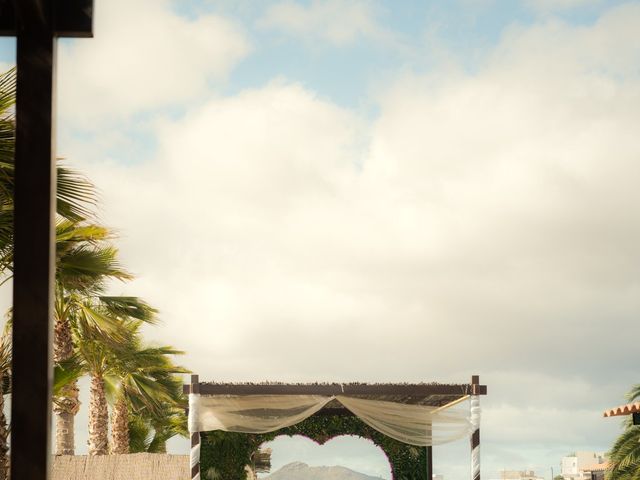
[185,374,487,480]
[0,1,93,479]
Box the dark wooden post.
[426,446,433,480]
[10,2,57,479]
[470,375,481,480]
[190,374,201,480]
[0,1,92,479]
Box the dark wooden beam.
[10,1,56,479]
[0,0,93,37]
[184,382,487,397]
[0,1,15,34]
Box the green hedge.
[200,414,428,480]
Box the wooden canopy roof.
[184,376,487,408]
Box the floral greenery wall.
[200,414,428,480]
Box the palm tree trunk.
[53,315,80,455]
[0,390,9,480]
[53,377,80,456]
[88,374,109,455]
[110,396,129,454]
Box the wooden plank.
[185,382,486,397]
[0,2,16,35]
[10,1,56,479]
[52,0,93,37]
[0,0,93,37]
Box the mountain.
[262,461,386,480]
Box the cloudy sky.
[2,0,640,478]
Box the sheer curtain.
[188,394,472,446]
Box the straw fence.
[52,453,189,480]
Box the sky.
[2,0,640,478]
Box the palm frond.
[607,427,640,480]
[128,414,154,453]
[53,356,84,397]
[0,327,11,394]
[58,244,132,291]
[98,296,158,325]
[625,385,640,403]
[0,67,16,116]
[56,165,97,221]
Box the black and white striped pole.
[470,376,481,480]
[190,374,201,480]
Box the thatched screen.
[52,453,188,480]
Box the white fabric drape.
[337,395,472,446]
[189,394,333,434]
[189,394,472,446]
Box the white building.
[491,470,545,480]
[561,452,606,480]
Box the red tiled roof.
[581,463,608,472]
[603,402,640,417]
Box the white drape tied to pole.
[188,393,473,446]
[190,443,201,468]
[470,395,481,480]
[190,440,201,480]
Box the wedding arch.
[185,375,486,480]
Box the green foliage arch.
[200,413,429,480]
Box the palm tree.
[53,219,137,455]
[0,68,97,276]
[607,385,640,480]
[128,405,189,454]
[0,64,98,277]
[0,66,103,456]
[0,322,11,480]
[108,330,188,454]
[72,302,159,455]
[0,67,17,273]
[0,66,184,458]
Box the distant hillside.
[263,461,386,480]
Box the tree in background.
[0,66,189,457]
[0,68,98,275]
[72,299,158,455]
[0,66,107,457]
[607,384,640,480]
[54,219,139,455]
[108,326,187,454]
[0,322,10,480]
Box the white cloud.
[73,1,640,384]
[525,0,604,13]
[259,0,395,46]
[58,1,640,475]
[57,0,250,125]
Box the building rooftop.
[603,402,640,417]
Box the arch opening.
[199,413,429,480]
[255,434,393,479]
